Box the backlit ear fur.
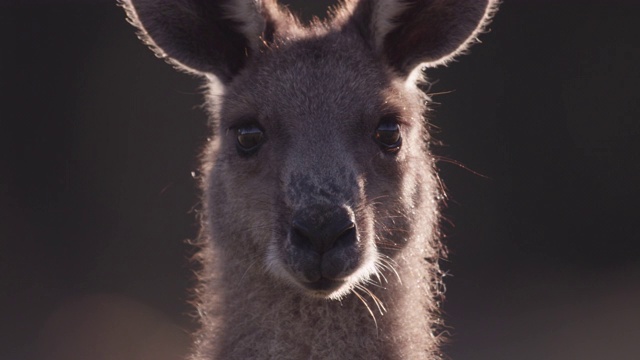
[120,0,287,81]
[350,0,499,78]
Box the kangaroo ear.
[121,0,277,82]
[352,0,498,77]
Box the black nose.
[290,207,357,254]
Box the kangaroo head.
[123,0,496,299]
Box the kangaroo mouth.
[301,277,346,292]
[268,245,379,299]
[266,207,378,299]
[279,243,364,298]
[267,242,370,299]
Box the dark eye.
[374,117,402,152]
[236,124,264,154]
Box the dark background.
[2,1,639,359]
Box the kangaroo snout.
[290,206,357,255]
[287,205,362,290]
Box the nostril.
[290,210,357,253]
[291,221,313,250]
[334,223,357,249]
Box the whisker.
[377,254,402,283]
[361,286,387,315]
[239,257,260,282]
[352,287,378,330]
[372,267,383,284]
[434,155,490,179]
[364,278,386,289]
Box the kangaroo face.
[123,0,496,303]
[206,32,429,298]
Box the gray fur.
[121,0,498,358]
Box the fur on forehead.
[213,37,423,130]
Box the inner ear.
[122,0,283,81]
[349,0,497,77]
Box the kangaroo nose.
[290,207,357,254]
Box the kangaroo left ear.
[351,0,498,78]
[121,0,280,82]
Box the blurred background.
[2,1,639,359]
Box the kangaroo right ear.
[350,0,498,79]
[121,0,277,82]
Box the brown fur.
[120,0,498,358]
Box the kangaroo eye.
[374,117,402,152]
[236,124,264,154]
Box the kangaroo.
[121,0,497,358]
